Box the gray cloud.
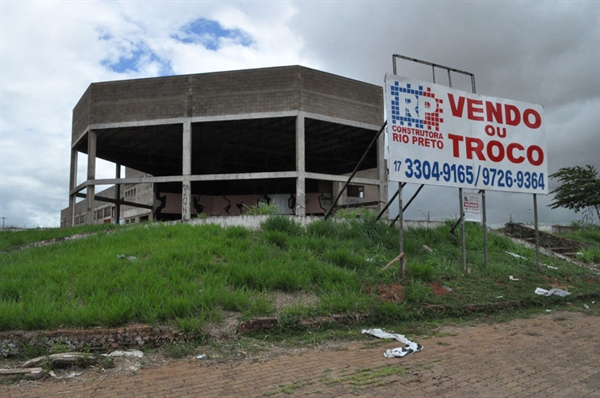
[289,1,599,225]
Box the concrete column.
[182,120,192,221]
[295,112,306,216]
[378,123,387,213]
[69,149,78,226]
[114,163,121,224]
[86,130,97,225]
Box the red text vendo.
[448,94,541,129]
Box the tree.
[548,165,600,222]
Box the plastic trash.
[362,328,423,358]
[507,250,559,270]
[541,264,558,270]
[534,288,571,297]
[509,275,519,281]
[506,251,527,260]
[197,354,207,360]
[117,254,136,261]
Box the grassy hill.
[0,213,598,333]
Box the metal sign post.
[533,194,541,271]
[459,188,467,272]
[390,55,478,273]
[482,190,488,268]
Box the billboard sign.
[385,74,547,194]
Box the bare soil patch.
[367,284,405,303]
[430,281,452,296]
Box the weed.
[17,340,51,359]
[99,356,115,370]
[323,249,364,269]
[321,365,409,389]
[306,220,338,238]
[49,339,71,354]
[162,342,197,359]
[264,230,288,249]
[576,248,600,264]
[407,262,434,282]
[260,216,303,236]
[246,202,278,216]
[174,317,205,335]
[403,280,432,303]
[277,312,305,334]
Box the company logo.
[390,82,443,131]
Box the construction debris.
[21,352,97,368]
[0,368,44,380]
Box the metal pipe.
[398,182,404,254]
[481,190,488,268]
[392,54,475,78]
[459,188,467,272]
[115,164,121,224]
[391,184,425,226]
[534,194,541,271]
[376,183,406,221]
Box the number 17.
[394,160,402,172]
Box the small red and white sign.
[463,193,481,223]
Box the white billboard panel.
[385,74,547,194]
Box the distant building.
[61,65,385,227]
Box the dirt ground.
[2,309,599,398]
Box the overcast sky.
[1,1,598,228]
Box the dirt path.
[3,311,599,398]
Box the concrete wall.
[71,85,91,143]
[72,66,383,142]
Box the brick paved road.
[4,311,599,397]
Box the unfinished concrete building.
[62,66,385,226]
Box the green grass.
[0,223,118,251]
[0,213,598,334]
[555,225,600,263]
[556,224,600,247]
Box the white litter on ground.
[506,251,558,269]
[361,328,423,358]
[49,371,82,379]
[506,251,527,260]
[541,264,559,270]
[534,287,571,297]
